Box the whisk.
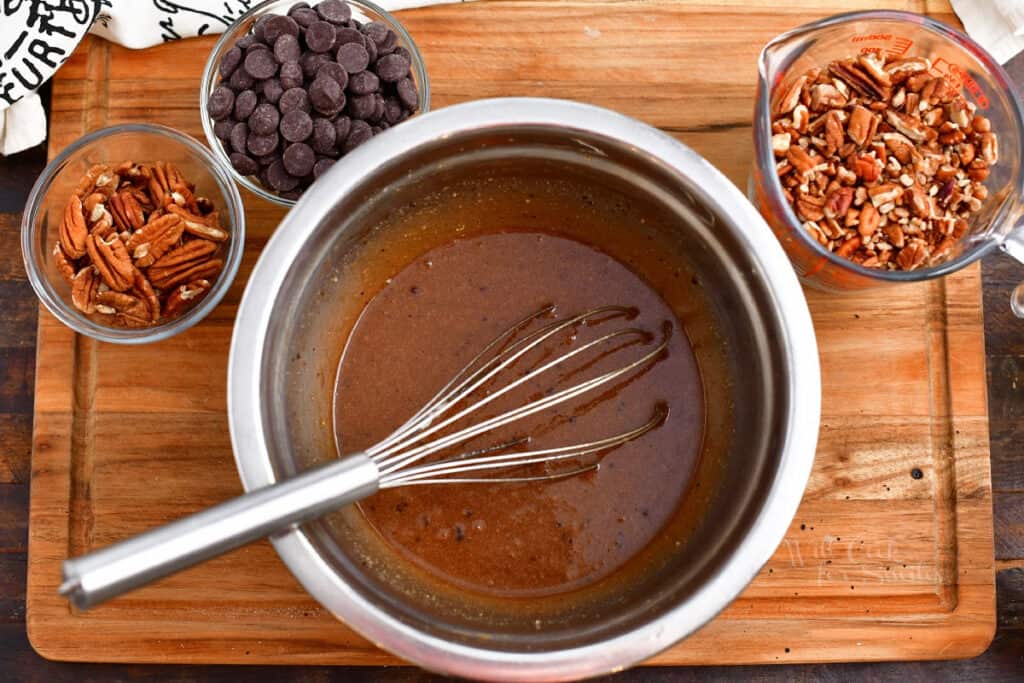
[60,305,670,609]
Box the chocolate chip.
[311,117,337,154]
[334,115,351,143]
[317,0,351,24]
[383,97,402,124]
[256,151,281,167]
[219,46,242,79]
[290,7,318,27]
[263,15,300,44]
[300,51,332,79]
[244,49,278,79]
[252,15,273,43]
[343,119,373,151]
[263,77,284,104]
[236,34,260,50]
[280,109,313,142]
[375,53,409,82]
[393,46,411,63]
[247,130,280,156]
[316,61,349,90]
[305,20,336,52]
[309,76,344,115]
[245,41,271,54]
[396,77,418,111]
[214,119,235,141]
[207,86,235,120]
[230,152,259,176]
[336,43,369,73]
[279,60,303,90]
[362,22,389,47]
[348,70,379,96]
[279,87,311,113]
[230,122,249,154]
[249,103,280,135]
[273,33,301,63]
[233,89,258,120]
[228,64,255,90]
[370,93,385,123]
[364,35,378,64]
[313,157,336,178]
[266,159,300,191]
[283,142,316,176]
[376,30,398,56]
[347,93,376,120]
[334,27,364,47]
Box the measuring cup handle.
[58,453,379,610]
[1001,228,1024,318]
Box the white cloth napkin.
[0,0,468,156]
[952,0,1024,65]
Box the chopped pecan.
[786,145,815,175]
[884,57,930,81]
[771,132,791,156]
[846,105,874,147]
[883,224,906,248]
[836,235,861,257]
[896,242,929,270]
[858,203,880,237]
[907,185,930,218]
[852,154,880,182]
[956,142,975,166]
[881,132,914,164]
[824,110,844,154]
[809,83,847,111]
[86,233,134,291]
[164,279,213,318]
[967,160,989,182]
[979,133,997,164]
[884,110,928,142]
[795,192,826,221]
[869,183,903,206]
[775,75,807,115]
[830,59,890,100]
[824,186,853,219]
[127,214,185,268]
[792,104,809,133]
[70,266,100,314]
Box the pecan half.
[148,240,221,290]
[896,242,929,270]
[166,205,229,242]
[824,187,853,219]
[71,266,100,314]
[86,233,134,291]
[60,195,88,259]
[164,279,213,318]
[795,192,826,221]
[53,242,76,284]
[94,291,152,328]
[859,203,880,237]
[127,214,185,268]
[132,268,161,322]
[109,190,146,232]
[809,83,847,112]
[74,164,118,199]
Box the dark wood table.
[2,58,1022,683]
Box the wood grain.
[24,0,998,669]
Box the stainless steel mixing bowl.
[228,98,820,681]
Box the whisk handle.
[59,453,379,610]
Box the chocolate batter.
[333,230,706,598]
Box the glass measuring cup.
[752,10,1024,315]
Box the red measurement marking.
[849,35,913,59]
[889,37,913,58]
[929,58,991,109]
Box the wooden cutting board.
[26,0,996,666]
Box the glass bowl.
[199,0,431,207]
[21,123,246,344]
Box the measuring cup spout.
[1001,225,1024,318]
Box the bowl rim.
[227,98,821,680]
[20,122,246,345]
[198,0,432,208]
